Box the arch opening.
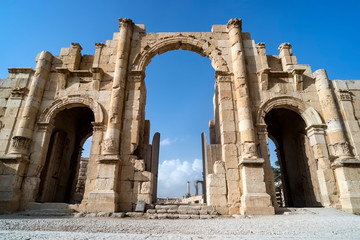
[37,107,94,204]
[143,49,214,203]
[265,108,322,207]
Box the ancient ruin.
[1,18,360,215]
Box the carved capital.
[11,136,31,154]
[329,142,352,158]
[227,18,242,31]
[71,42,83,50]
[338,90,352,101]
[240,142,257,158]
[278,42,292,51]
[95,42,106,49]
[102,137,118,154]
[119,18,134,29]
[215,71,231,82]
[91,122,104,132]
[37,122,55,133]
[129,70,145,82]
[11,87,28,99]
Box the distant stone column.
[227,18,274,215]
[101,18,134,157]
[201,132,208,202]
[151,132,160,203]
[314,69,360,213]
[11,51,53,156]
[187,181,190,196]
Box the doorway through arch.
[265,108,322,207]
[37,107,94,204]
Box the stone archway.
[131,35,229,73]
[256,96,335,208]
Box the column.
[305,125,336,207]
[10,51,53,156]
[101,18,134,157]
[314,69,360,213]
[227,18,274,215]
[87,18,134,212]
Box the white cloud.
[157,158,203,198]
[160,138,171,146]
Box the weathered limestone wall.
[0,18,360,215]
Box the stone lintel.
[331,157,360,169]
[97,154,121,164]
[239,158,264,166]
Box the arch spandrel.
[257,96,324,127]
[39,95,104,124]
[131,35,229,73]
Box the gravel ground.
[0,208,359,239]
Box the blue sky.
[1,0,359,197]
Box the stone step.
[17,202,74,216]
[146,204,219,219]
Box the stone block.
[226,169,239,180]
[214,161,225,174]
[207,194,227,206]
[140,181,152,194]
[134,171,152,182]
[208,186,227,195]
[134,160,145,171]
[207,174,226,187]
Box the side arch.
[257,96,324,127]
[131,35,229,73]
[39,95,104,124]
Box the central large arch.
[131,35,229,73]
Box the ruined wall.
[0,18,360,215]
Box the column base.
[240,193,275,215]
[86,190,118,212]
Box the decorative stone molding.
[257,96,323,128]
[11,136,31,154]
[338,90,352,101]
[132,35,229,73]
[97,154,121,163]
[91,67,104,81]
[239,157,264,166]
[39,95,104,124]
[8,67,35,75]
[329,142,352,158]
[226,18,242,31]
[11,87,28,99]
[55,67,70,96]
